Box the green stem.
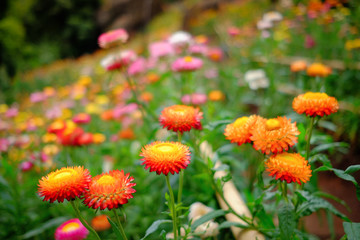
[70,200,101,240]
[165,175,178,240]
[281,181,289,204]
[113,208,128,240]
[305,117,315,160]
[177,132,184,205]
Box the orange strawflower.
[250,117,299,155]
[140,141,191,175]
[290,60,307,72]
[208,90,225,101]
[159,105,203,133]
[91,215,111,232]
[140,92,153,102]
[83,170,136,210]
[224,115,263,146]
[119,128,135,140]
[146,73,160,84]
[38,166,91,203]
[306,63,331,77]
[47,120,66,134]
[100,110,114,121]
[265,153,312,185]
[292,92,339,117]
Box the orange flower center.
[155,143,176,153]
[184,56,193,62]
[53,169,75,180]
[62,222,80,233]
[265,119,281,131]
[97,175,116,185]
[303,92,329,99]
[234,117,249,127]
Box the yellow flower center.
[265,119,281,131]
[184,56,193,62]
[303,92,329,99]
[53,169,75,180]
[155,143,176,153]
[234,117,249,127]
[97,175,116,185]
[62,222,80,233]
[279,153,300,165]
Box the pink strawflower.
[189,44,208,55]
[128,57,147,76]
[0,138,10,152]
[30,92,47,103]
[101,50,137,71]
[171,56,203,72]
[72,113,91,125]
[305,35,316,49]
[228,26,240,36]
[207,47,224,62]
[20,161,34,172]
[46,107,63,120]
[5,107,18,118]
[149,41,174,58]
[55,219,89,240]
[112,103,138,119]
[98,28,129,48]
[181,93,207,105]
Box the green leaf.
[296,191,349,221]
[22,216,69,239]
[107,216,123,240]
[278,205,296,240]
[310,142,349,155]
[345,165,360,175]
[343,222,360,240]
[204,120,232,131]
[191,209,228,231]
[141,219,172,240]
[218,221,248,230]
[309,154,332,168]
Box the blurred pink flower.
[181,93,207,105]
[172,56,203,72]
[305,35,316,49]
[189,44,208,55]
[101,50,137,71]
[30,92,47,103]
[149,41,174,58]
[55,219,89,240]
[46,107,62,120]
[228,26,240,37]
[5,107,18,118]
[98,28,129,48]
[41,152,50,162]
[20,161,34,172]
[207,47,224,62]
[72,113,91,125]
[0,138,10,152]
[112,103,138,119]
[204,68,218,79]
[128,57,147,76]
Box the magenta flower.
[72,113,91,125]
[20,161,34,172]
[305,35,316,49]
[227,26,240,37]
[30,92,47,103]
[181,93,207,105]
[128,57,147,76]
[5,107,18,118]
[171,56,203,72]
[98,28,129,48]
[149,41,174,58]
[0,138,10,152]
[55,219,89,240]
[101,50,137,71]
[112,103,138,119]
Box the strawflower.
[307,63,331,77]
[292,92,339,117]
[72,113,91,125]
[265,153,311,185]
[171,56,203,72]
[83,170,136,210]
[91,215,111,232]
[38,166,91,203]
[208,90,225,101]
[224,115,263,146]
[140,141,191,175]
[101,50,137,71]
[55,218,89,240]
[250,116,299,154]
[98,28,129,48]
[159,105,203,133]
[290,60,307,72]
[181,93,207,105]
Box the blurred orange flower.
[265,153,311,185]
[290,60,307,72]
[119,128,135,140]
[83,170,136,210]
[159,105,203,133]
[307,63,331,77]
[91,215,111,232]
[208,90,225,101]
[38,166,91,203]
[292,92,339,117]
[140,141,191,175]
[250,117,299,155]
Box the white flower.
[168,31,192,46]
[244,69,269,90]
[257,19,273,30]
[263,11,283,22]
